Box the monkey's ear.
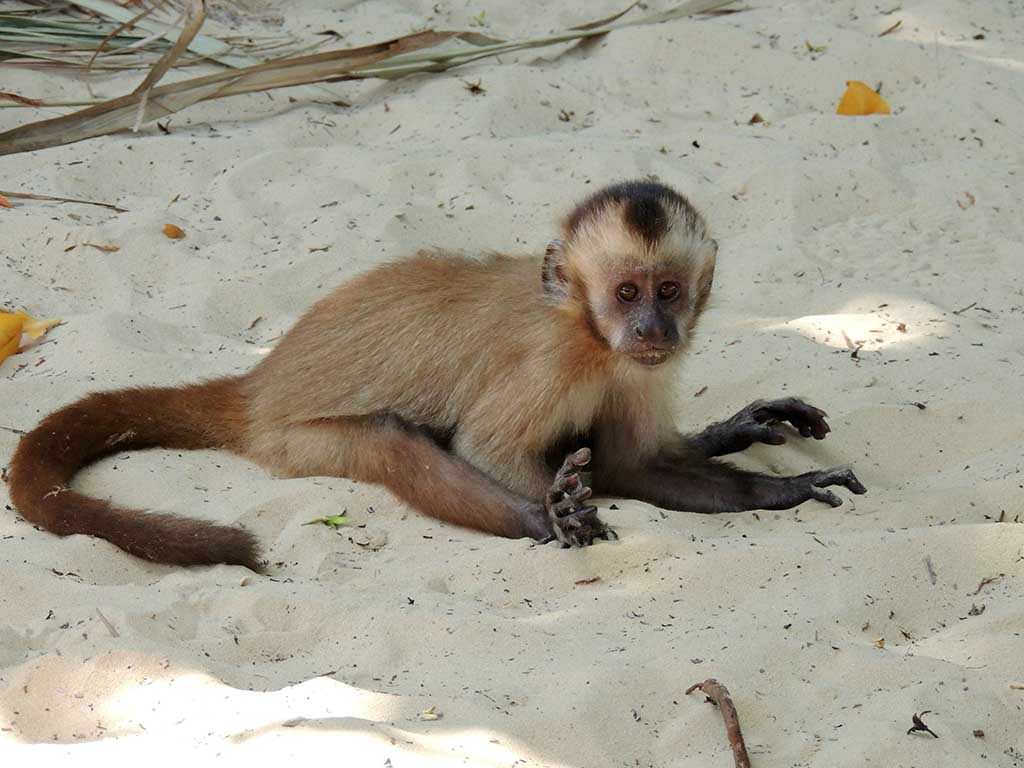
[542,238,570,300]
[695,238,718,298]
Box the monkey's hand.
[544,448,616,547]
[778,467,867,508]
[691,398,832,458]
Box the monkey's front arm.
[591,397,867,514]
[687,397,832,458]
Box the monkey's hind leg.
[272,416,608,545]
[688,398,833,458]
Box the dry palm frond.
[0,0,309,70]
[0,0,737,157]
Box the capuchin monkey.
[7,181,866,570]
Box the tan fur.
[6,181,715,568]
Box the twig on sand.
[686,678,752,768]
[0,189,127,212]
[907,711,939,738]
[95,608,120,637]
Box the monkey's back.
[245,251,568,434]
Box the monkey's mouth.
[630,349,673,366]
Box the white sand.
[2,1,1022,764]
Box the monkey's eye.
[658,282,680,301]
[616,283,639,303]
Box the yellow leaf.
[23,316,61,340]
[0,311,61,364]
[163,223,186,239]
[836,81,891,116]
[0,312,28,365]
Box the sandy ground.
[2,1,1023,765]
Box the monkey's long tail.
[7,377,261,569]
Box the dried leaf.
[0,1,737,157]
[420,706,443,721]
[0,92,45,107]
[84,242,120,252]
[0,194,12,208]
[873,637,886,649]
[836,80,891,116]
[163,224,186,239]
[957,191,976,209]
[0,312,62,365]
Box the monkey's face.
[590,267,693,366]
[575,241,717,368]
[549,181,718,367]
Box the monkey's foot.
[784,467,867,508]
[544,448,616,547]
[694,397,832,457]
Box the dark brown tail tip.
[225,527,265,572]
[198,524,265,572]
[115,512,266,571]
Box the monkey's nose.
[634,323,666,342]
[634,319,677,348]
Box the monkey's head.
[544,181,717,368]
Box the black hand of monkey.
[779,466,867,509]
[544,448,617,547]
[692,398,832,458]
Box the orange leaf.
[0,194,13,208]
[163,224,186,239]
[836,81,891,116]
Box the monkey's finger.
[798,415,831,438]
[562,505,599,524]
[809,487,843,507]
[759,425,787,445]
[754,397,825,418]
[569,485,593,504]
[570,447,592,467]
[546,489,573,510]
[549,498,578,517]
[824,468,867,495]
[848,476,868,494]
[758,399,830,435]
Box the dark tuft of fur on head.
[564,180,703,246]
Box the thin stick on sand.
[686,678,752,768]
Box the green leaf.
[302,514,353,529]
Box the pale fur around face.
[562,201,717,354]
